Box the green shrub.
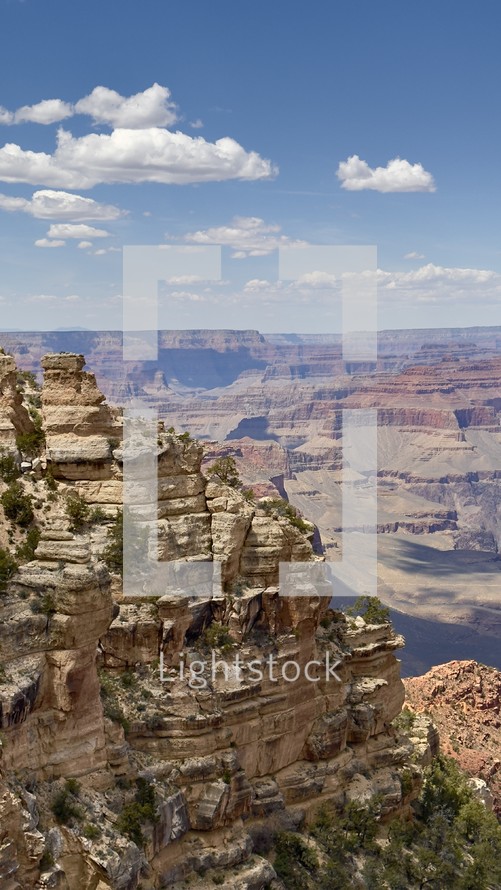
[0,450,20,483]
[273,832,319,889]
[261,498,310,534]
[116,778,158,847]
[65,493,90,531]
[39,850,54,871]
[346,594,390,625]
[206,455,241,489]
[1,482,34,527]
[64,778,80,796]
[393,706,416,733]
[16,410,45,457]
[51,788,82,824]
[103,510,123,575]
[202,622,233,652]
[120,670,137,688]
[83,823,101,840]
[18,370,39,389]
[99,669,130,732]
[16,526,41,562]
[30,593,56,615]
[0,547,17,592]
[89,506,107,524]
[44,466,58,492]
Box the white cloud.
[74,83,178,129]
[404,251,425,259]
[0,127,276,187]
[170,290,207,302]
[166,274,206,284]
[77,240,92,249]
[297,271,338,287]
[0,107,14,125]
[14,99,73,125]
[190,119,204,129]
[377,263,501,303]
[47,223,109,239]
[93,246,122,255]
[337,155,436,192]
[0,84,176,129]
[184,216,304,258]
[34,238,65,248]
[0,188,124,220]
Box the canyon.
[1,327,500,673]
[0,350,440,889]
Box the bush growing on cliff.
[51,786,82,825]
[1,482,34,527]
[202,622,234,653]
[16,409,45,458]
[65,493,90,531]
[265,756,501,889]
[261,497,310,534]
[103,510,123,575]
[206,455,242,489]
[345,594,390,625]
[16,526,41,562]
[0,547,17,592]
[0,450,20,483]
[116,777,158,847]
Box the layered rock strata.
[0,352,434,889]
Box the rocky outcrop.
[404,660,501,816]
[41,352,122,480]
[0,353,34,451]
[0,352,437,889]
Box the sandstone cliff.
[0,353,435,890]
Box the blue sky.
[0,0,500,332]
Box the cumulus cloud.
[404,251,425,259]
[337,155,436,192]
[0,84,176,129]
[47,223,109,239]
[0,127,276,188]
[14,99,74,125]
[189,119,204,129]
[74,83,178,128]
[34,238,65,248]
[77,241,92,249]
[0,188,124,220]
[0,107,14,125]
[183,216,305,258]
[377,263,501,303]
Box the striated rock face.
[0,353,34,451]
[0,527,113,779]
[41,352,123,479]
[404,660,501,816]
[0,352,435,890]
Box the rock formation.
[0,352,34,452]
[404,660,501,817]
[0,352,435,889]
